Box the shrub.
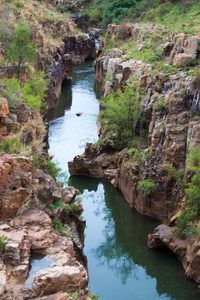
[143,151,152,161]
[99,80,143,149]
[15,1,24,8]
[174,212,199,239]
[50,200,80,216]
[21,71,49,111]
[52,216,68,237]
[1,71,49,111]
[56,4,66,13]
[45,159,62,181]
[49,200,65,210]
[152,99,166,112]
[0,137,22,154]
[5,22,36,79]
[128,148,142,165]
[191,70,200,90]
[138,178,156,197]
[174,146,200,237]
[0,235,7,248]
[165,164,185,189]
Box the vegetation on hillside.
[174,147,200,238]
[99,80,143,149]
[91,0,200,240]
[0,0,77,112]
[76,0,200,30]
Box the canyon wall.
[70,24,200,221]
[46,35,96,109]
[68,23,200,283]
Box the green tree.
[0,71,49,111]
[5,22,36,78]
[99,80,143,149]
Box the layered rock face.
[0,210,88,299]
[46,35,96,109]
[0,98,91,299]
[75,24,200,221]
[148,224,200,283]
[69,24,200,282]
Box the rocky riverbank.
[46,35,96,109]
[0,0,98,297]
[69,23,200,283]
[0,98,95,299]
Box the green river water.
[47,60,200,300]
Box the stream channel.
[47,60,200,300]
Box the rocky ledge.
[0,210,88,299]
[0,100,93,299]
[68,144,180,221]
[148,224,200,283]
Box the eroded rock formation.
[0,210,88,299]
[46,35,96,109]
[148,224,200,283]
[0,97,91,299]
[69,24,200,283]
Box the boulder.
[62,186,79,204]
[187,122,200,149]
[139,75,152,91]
[173,53,193,67]
[32,265,88,297]
[13,156,33,172]
[0,98,9,115]
[163,41,174,56]
[184,36,200,58]
[0,187,28,220]
[109,48,123,58]
[37,169,62,206]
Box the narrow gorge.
[1,0,200,299]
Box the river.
[47,60,200,300]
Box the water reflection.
[70,176,200,300]
[25,253,54,288]
[47,61,99,175]
[47,79,72,121]
[48,60,200,300]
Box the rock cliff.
[0,100,93,299]
[69,23,200,283]
[46,35,96,109]
[70,24,200,221]
[0,1,98,297]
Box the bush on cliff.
[0,71,49,111]
[99,80,143,149]
[138,178,157,197]
[0,137,23,154]
[174,147,200,238]
[45,159,62,181]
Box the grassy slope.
[101,1,200,80]
[98,1,200,238]
[0,0,77,54]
